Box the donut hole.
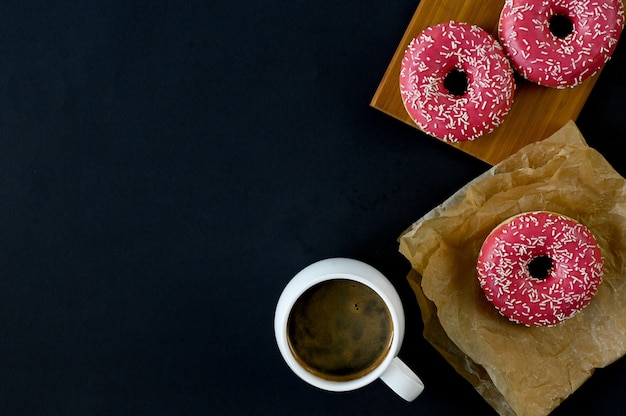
[528,255,553,280]
[443,68,469,97]
[549,14,574,39]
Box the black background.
[1,0,626,414]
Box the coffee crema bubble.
[287,279,393,382]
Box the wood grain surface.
[370,0,620,165]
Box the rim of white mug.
[274,258,406,392]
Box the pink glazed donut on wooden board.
[499,0,625,88]
[399,21,515,142]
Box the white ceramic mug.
[274,258,424,401]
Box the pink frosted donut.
[499,0,625,88]
[399,21,515,143]
[476,211,604,327]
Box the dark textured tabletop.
[1,1,626,414]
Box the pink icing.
[399,21,515,143]
[499,0,625,88]
[476,211,604,327]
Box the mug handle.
[379,357,424,401]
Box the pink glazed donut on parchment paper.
[499,0,625,88]
[399,21,515,143]
[476,211,604,327]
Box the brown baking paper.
[399,121,626,416]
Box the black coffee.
[287,279,393,381]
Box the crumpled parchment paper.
[399,121,626,416]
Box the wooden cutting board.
[370,0,617,165]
